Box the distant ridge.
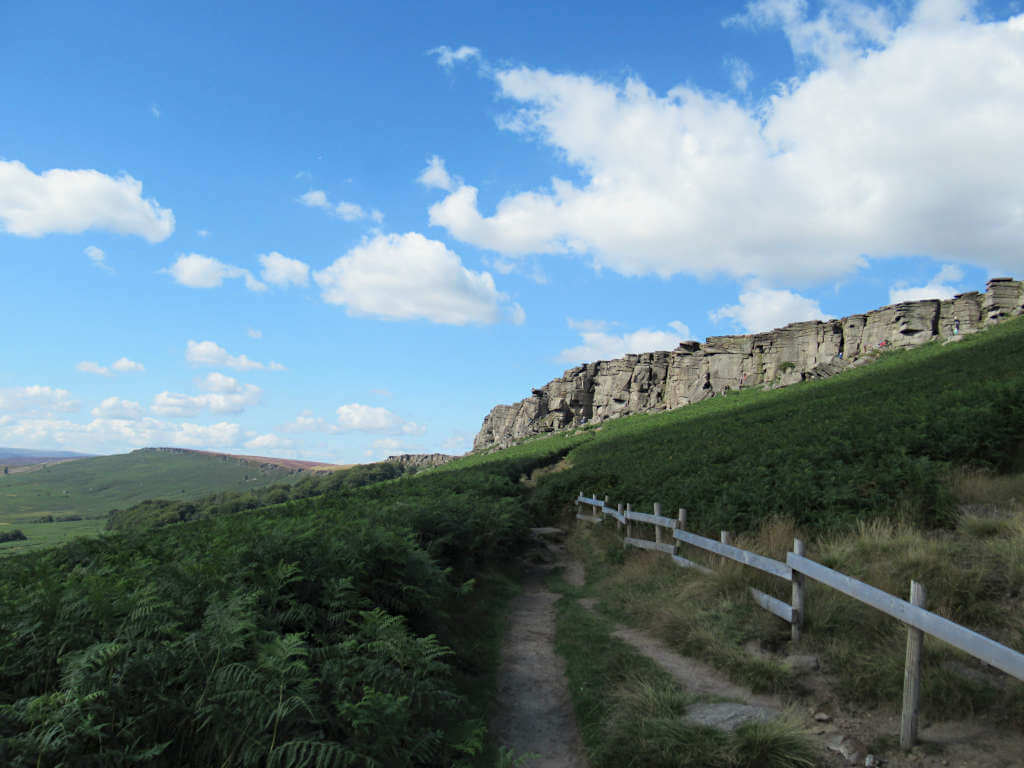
[0,447,95,460]
[138,447,349,472]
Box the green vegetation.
[529,316,1024,536]
[2,316,1024,764]
[0,439,570,766]
[105,459,414,532]
[0,448,299,520]
[564,476,1024,728]
[552,579,816,767]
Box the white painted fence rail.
[573,490,1024,748]
[789,553,1024,681]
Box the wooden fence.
[575,492,1024,749]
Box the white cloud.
[336,403,401,431]
[199,372,241,393]
[299,189,329,209]
[151,392,202,418]
[244,433,293,451]
[711,284,832,333]
[248,328,262,339]
[77,361,110,376]
[77,358,143,375]
[0,385,79,414]
[558,321,692,364]
[0,160,174,242]
[151,381,260,417]
[185,340,283,371]
[84,245,113,271]
[164,253,267,292]
[283,404,420,436]
[91,397,144,420]
[0,414,246,453]
[724,56,753,91]
[889,264,965,303]
[197,229,209,237]
[418,155,455,191]
[151,104,160,118]
[298,189,382,223]
[171,421,242,448]
[428,45,480,69]
[313,232,517,325]
[282,410,328,433]
[428,7,1024,281]
[111,357,144,373]
[258,251,310,287]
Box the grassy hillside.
[0,448,300,520]
[0,449,301,556]
[1,317,1023,766]
[522,316,1024,535]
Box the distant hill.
[0,447,95,470]
[0,447,303,521]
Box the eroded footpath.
[491,529,587,767]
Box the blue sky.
[2,0,1022,462]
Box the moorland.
[1,315,1023,766]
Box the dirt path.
[491,535,587,767]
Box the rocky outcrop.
[474,278,1024,452]
[386,453,458,470]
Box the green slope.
[462,315,1024,536]
[0,448,298,522]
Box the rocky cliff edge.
[473,278,1024,452]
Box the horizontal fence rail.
[573,490,1024,748]
[673,527,792,581]
[625,509,677,528]
[789,553,1024,681]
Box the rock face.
[473,278,1024,452]
[385,453,457,470]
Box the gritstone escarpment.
[386,453,458,470]
[473,278,1024,452]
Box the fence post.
[576,490,582,517]
[900,581,926,750]
[678,508,687,531]
[654,502,663,545]
[604,495,610,515]
[617,503,624,534]
[625,503,633,546]
[791,538,805,642]
[720,531,730,567]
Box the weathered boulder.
[472,279,1023,451]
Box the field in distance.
[0,447,344,555]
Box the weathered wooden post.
[678,508,687,531]
[673,508,687,559]
[791,538,805,642]
[654,502,663,546]
[720,531,730,567]
[625,503,633,546]
[617,503,624,534]
[604,495,610,520]
[900,581,926,750]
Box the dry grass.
[566,470,1024,724]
